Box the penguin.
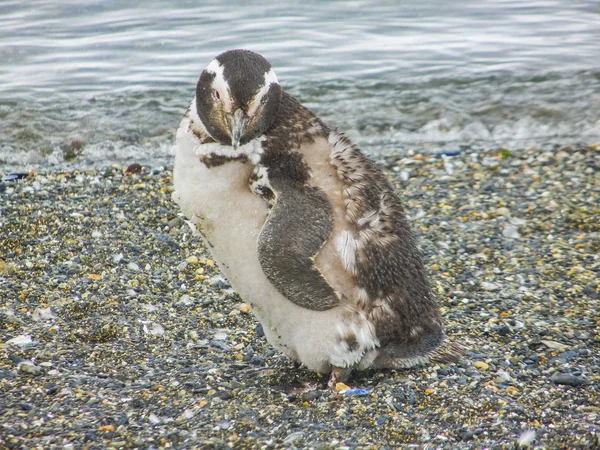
[172,49,460,387]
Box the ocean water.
[1,0,599,172]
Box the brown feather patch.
[329,130,447,367]
[200,153,249,168]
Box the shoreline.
[1,145,599,448]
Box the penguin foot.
[327,366,353,389]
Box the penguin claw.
[327,366,353,390]
[327,368,340,390]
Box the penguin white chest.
[172,129,268,290]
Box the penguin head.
[195,49,282,149]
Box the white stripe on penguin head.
[248,68,279,117]
[205,59,233,111]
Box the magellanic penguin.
[172,49,461,386]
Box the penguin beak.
[226,109,250,150]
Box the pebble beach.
[1,145,599,449]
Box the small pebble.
[474,361,489,371]
[502,224,520,239]
[250,356,265,366]
[552,373,588,387]
[0,370,15,379]
[254,323,264,337]
[143,322,165,336]
[497,325,511,336]
[32,307,56,322]
[112,253,125,264]
[19,361,41,375]
[541,340,567,349]
[178,294,192,305]
[127,262,140,272]
[283,431,305,445]
[213,331,228,340]
[335,382,350,392]
[210,340,231,352]
[6,334,33,346]
[496,371,512,383]
[216,419,230,430]
[301,390,321,402]
[506,386,519,395]
[481,282,501,291]
[216,391,233,400]
[125,163,142,174]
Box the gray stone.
[552,373,589,387]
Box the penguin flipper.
[257,182,340,311]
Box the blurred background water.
[1,0,599,172]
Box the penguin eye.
[212,89,220,101]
